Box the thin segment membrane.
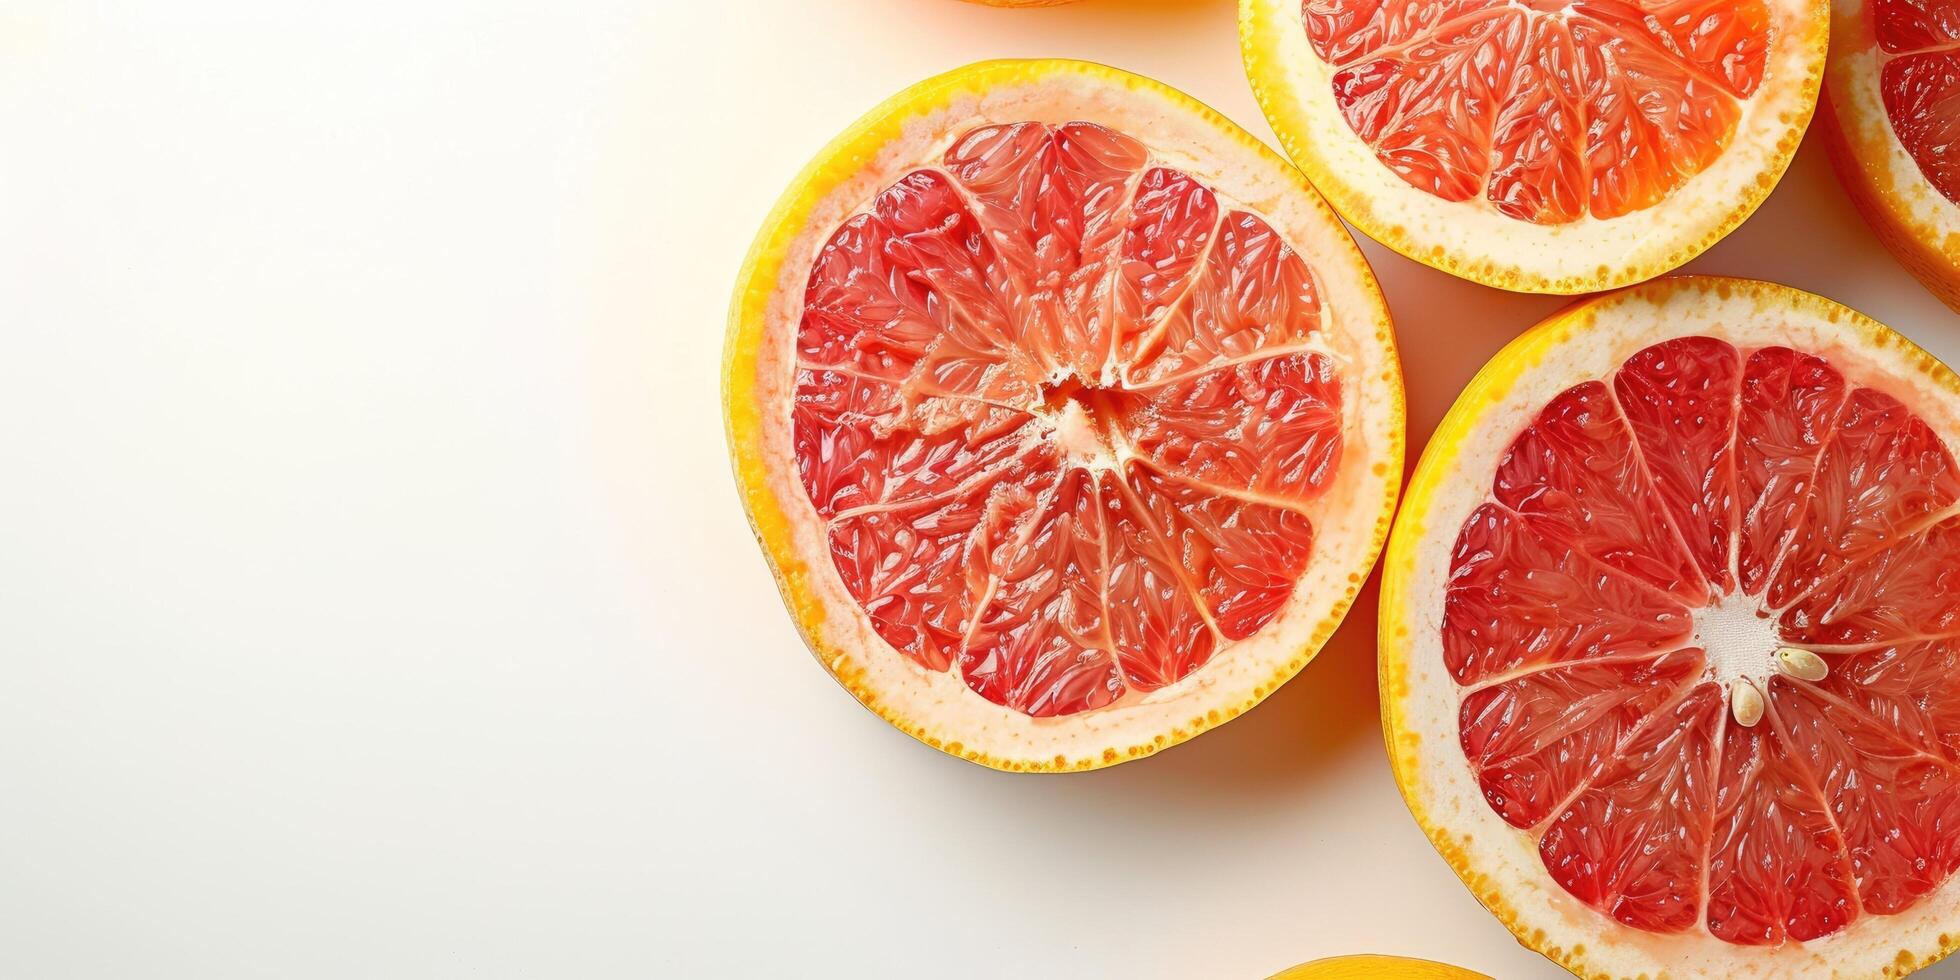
[1460,649,1703,828]
[1613,337,1742,592]
[1449,335,1960,944]
[1873,0,1960,207]
[1491,380,1708,601]
[1443,503,1693,686]
[1706,701,1860,944]
[1734,347,1848,597]
[1767,386,1960,609]
[1774,679,1960,916]
[1538,682,1726,932]
[791,121,1345,717]
[1303,0,1769,222]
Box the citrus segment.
[1705,706,1860,944]
[1244,0,1826,291]
[1734,347,1849,598]
[1613,336,1743,593]
[1537,680,1725,933]
[1875,0,1960,52]
[1773,678,1960,916]
[959,466,1119,716]
[1443,502,1693,686]
[1101,470,1222,692]
[1823,0,1960,309]
[1767,387,1960,609]
[1780,515,1960,648]
[1382,279,1960,976]
[729,60,1401,770]
[1490,381,1708,601]
[1123,352,1344,500]
[1118,206,1324,386]
[1459,648,1703,828]
[1881,51,1960,204]
[1826,641,1960,762]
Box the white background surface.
[6,1,1960,977]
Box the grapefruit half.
[1822,0,1960,311]
[1382,277,1960,977]
[1239,0,1829,293]
[725,60,1403,772]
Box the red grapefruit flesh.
[1874,0,1960,203]
[1823,0,1960,309]
[1456,331,1960,942]
[1306,0,1768,222]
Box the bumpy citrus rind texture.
[724,59,1404,772]
[1379,276,1960,978]
[1269,953,1492,980]
[1238,0,1830,294]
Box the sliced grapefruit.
[1239,0,1829,293]
[1823,0,1960,311]
[725,60,1403,772]
[1382,277,1960,977]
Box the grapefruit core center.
[1038,377,1128,470]
[1691,591,1780,690]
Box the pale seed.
[1778,646,1829,682]
[1731,678,1765,728]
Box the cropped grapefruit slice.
[1382,277,1960,977]
[1239,0,1829,292]
[1269,955,1490,979]
[725,60,1403,772]
[1823,0,1960,311]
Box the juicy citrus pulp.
[1239,0,1828,291]
[799,120,1341,716]
[728,60,1402,770]
[1382,277,1960,977]
[1822,0,1960,311]
[1308,0,1769,223]
[1871,0,1960,204]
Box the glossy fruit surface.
[1382,277,1960,977]
[1240,0,1828,292]
[1823,0,1960,310]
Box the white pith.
[1384,279,1960,978]
[1043,397,1120,470]
[746,65,1400,767]
[1241,0,1824,290]
[1824,0,1960,259]
[1694,592,1782,690]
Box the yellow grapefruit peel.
[1380,275,1960,978]
[726,59,1403,772]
